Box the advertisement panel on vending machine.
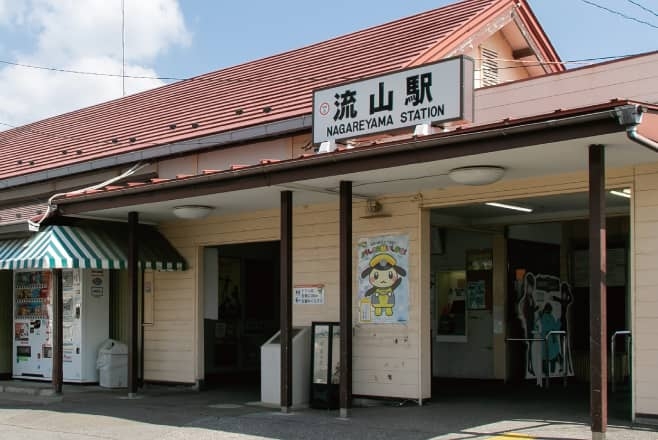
[13,270,53,380]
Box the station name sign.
[312,56,474,144]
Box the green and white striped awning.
[0,237,30,262]
[0,225,186,271]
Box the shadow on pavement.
[0,379,653,440]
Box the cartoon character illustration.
[360,253,407,317]
[553,282,573,340]
[518,272,538,377]
[540,302,562,374]
[516,272,574,383]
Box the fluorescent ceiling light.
[610,189,631,199]
[485,202,533,213]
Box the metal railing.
[506,330,568,388]
[543,330,567,388]
[611,330,631,393]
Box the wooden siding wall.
[292,194,427,400]
[153,197,429,396]
[142,268,196,383]
[292,203,340,324]
[476,52,658,126]
[632,163,658,417]
[147,165,644,394]
[155,210,280,383]
[355,197,422,399]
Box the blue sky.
[0,0,656,127]
[153,0,658,77]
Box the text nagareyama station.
[312,56,474,144]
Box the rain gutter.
[616,104,658,152]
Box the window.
[436,270,467,341]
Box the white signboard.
[312,56,474,144]
[294,285,325,305]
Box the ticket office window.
[436,270,467,342]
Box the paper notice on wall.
[294,285,325,304]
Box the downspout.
[627,125,658,152]
[614,103,656,425]
[615,104,658,152]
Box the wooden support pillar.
[52,268,63,394]
[589,144,607,439]
[128,211,139,397]
[280,190,293,412]
[339,181,353,418]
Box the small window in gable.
[481,47,499,87]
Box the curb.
[2,385,57,397]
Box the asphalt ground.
[0,380,655,440]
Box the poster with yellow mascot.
[358,234,409,324]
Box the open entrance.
[203,241,280,387]
[430,190,632,419]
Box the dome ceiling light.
[448,166,505,186]
[173,205,214,220]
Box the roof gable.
[0,0,559,184]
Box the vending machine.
[13,268,109,382]
[13,270,52,379]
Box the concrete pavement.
[0,380,655,439]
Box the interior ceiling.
[430,190,630,228]
[76,131,651,224]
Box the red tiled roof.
[0,203,47,226]
[0,0,557,182]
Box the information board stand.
[310,321,340,409]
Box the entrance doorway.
[429,190,632,418]
[507,238,561,383]
[431,228,496,379]
[203,241,280,386]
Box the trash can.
[96,339,128,388]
